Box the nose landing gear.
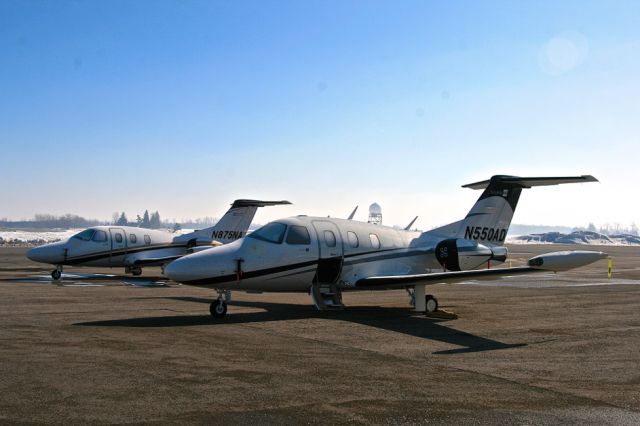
[51,266,63,280]
[210,299,227,318]
[209,290,231,318]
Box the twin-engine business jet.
[165,175,607,317]
[27,200,290,279]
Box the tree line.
[0,211,217,230]
[111,210,164,229]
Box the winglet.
[347,206,358,220]
[404,216,418,231]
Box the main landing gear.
[425,294,439,313]
[411,285,439,314]
[125,266,142,276]
[51,266,62,280]
[209,290,231,318]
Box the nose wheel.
[51,267,62,281]
[210,299,227,318]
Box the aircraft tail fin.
[428,175,597,245]
[196,199,291,244]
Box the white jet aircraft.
[27,199,290,279]
[164,175,607,318]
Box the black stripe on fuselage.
[343,248,428,266]
[63,243,189,265]
[182,259,320,286]
[180,248,430,287]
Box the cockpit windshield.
[247,222,287,244]
[71,229,96,241]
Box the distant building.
[368,203,382,225]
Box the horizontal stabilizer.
[230,199,292,208]
[462,175,598,190]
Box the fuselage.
[26,226,197,268]
[164,216,500,292]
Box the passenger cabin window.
[248,222,287,244]
[72,229,95,241]
[324,230,336,247]
[286,225,310,245]
[347,231,359,248]
[92,230,107,242]
[115,233,123,243]
[130,234,137,244]
[369,233,381,249]
[144,235,151,245]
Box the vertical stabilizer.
[184,200,291,245]
[428,175,597,246]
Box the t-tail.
[189,199,291,245]
[428,175,598,246]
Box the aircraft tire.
[210,300,227,318]
[131,268,142,276]
[51,269,61,280]
[425,295,438,313]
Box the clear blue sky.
[2,0,639,228]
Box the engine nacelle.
[435,238,506,271]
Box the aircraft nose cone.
[26,246,49,263]
[164,257,190,282]
[26,244,64,264]
[164,255,208,283]
[165,244,239,283]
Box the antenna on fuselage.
[368,203,382,225]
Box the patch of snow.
[0,229,81,246]
[507,231,640,246]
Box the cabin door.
[311,221,344,284]
[109,228,127,264]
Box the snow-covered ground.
[0,229,81,245]
[508,231,640,246]
[3,228,639,247]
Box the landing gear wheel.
[210,300,227,318]
[51,269,61,280]
[131,268,142,276]
[425,295,438,313]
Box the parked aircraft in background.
[27,200,291,279]
[164,175,606,318]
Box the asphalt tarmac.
[1,245,639,424]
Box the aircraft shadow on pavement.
[75,296,525,354]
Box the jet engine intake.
[435,238,504,271]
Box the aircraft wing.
[355,266,542,289]
[355,250,607,290]
[131,256,184,267]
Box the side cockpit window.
[248,222,287,244]
[130,234,137,244]
[286,225,310,245]
[92,230,107,242]
[72,229,95,241]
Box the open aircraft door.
[108,227,127,264]
[311,220,344,284]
